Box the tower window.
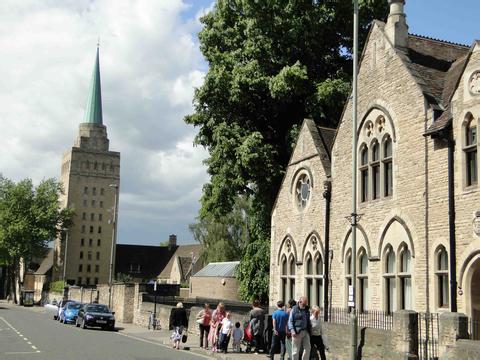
[84,186,88,195]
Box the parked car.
[59,302,82,324]
[76,303,115,331]
[56,299,72,321]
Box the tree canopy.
[0,176,73,301]
[186,0,388,301]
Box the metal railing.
[418,312,439,360]
[321,307,393,330]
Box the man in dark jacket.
[287,296,311,360]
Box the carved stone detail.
[469,71,480,95]
[474,211,480,237]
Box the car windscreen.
[85,305,110,313]
[67,303,82,310]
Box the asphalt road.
[0,303,208,360]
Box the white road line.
[0,317,41,354]
[116,332,211,360]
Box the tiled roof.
[424,108,453,136]
[158,244,203,279]
[192,261,240,278]
[304,119,337,177]
[403,34,469,107]
[34,248,54,275]
[115,244,176,280]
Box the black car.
[76,303,115,331]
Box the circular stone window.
[296,174,311,209]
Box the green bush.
[49,280,66,293]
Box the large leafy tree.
[186,0,388,301]
[0,176,73,302]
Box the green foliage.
[0,175,74,302]
[115,273,134,283]
[186,0,388,301]
[190,196,250,264]
[49,280,66,293]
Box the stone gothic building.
[53,47,120,286]
[270,0,480,321]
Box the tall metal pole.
[108,183,119,309]
[350,1,359,359]
[62,229,69,282]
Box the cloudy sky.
[0,0,477,246]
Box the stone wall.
[190,276,241,302]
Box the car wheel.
[109,325,115,331]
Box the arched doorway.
[464,256,480,340]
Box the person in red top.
[196,303,212,349]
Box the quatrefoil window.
[296,174,311,209]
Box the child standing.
[219,312,233,353]
[232,322,243,352]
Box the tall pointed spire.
[83,45,103,124]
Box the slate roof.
[192,261,240,278]
[34,248,54,275]
[158,244,203,279]
[115,244,176,281]
[405,34,469,107]
[304,119,337,177]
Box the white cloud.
[0,0,210,245]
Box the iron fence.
[418,312,439,360]
[322,307,393,330]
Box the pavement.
[0,301,265,360]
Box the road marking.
[0,317,41,354]
[116,332,211,360]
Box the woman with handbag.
[170,302,188,350]
[196,303,212,349]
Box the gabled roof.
[115,244,176,280]
[404,34,469,108]
[192,261,240,278]
[158,244,203,279]
[34,248,54,275]
[304,120,336,177]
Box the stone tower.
[54,47,120,286]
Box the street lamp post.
[350,1,359,359]
[108,183,119,309]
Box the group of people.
[170,296,326,359]
[195,302,245,354]
[269,296,326,360]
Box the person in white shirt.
[232,322,243,352]
[219,312,233,353]
[310,305,326,360]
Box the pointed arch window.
[360,145,369,202]
[371,141,380,200]
[345,250,352,307]
[464,114,478,187]
[383,246,396,314]
[435,247,449,308]
[399,246,412,310]
[289,256,296,301]
[383,135,393,197]
[281,256,288,303]
[358,249,368,312]
[305,251,324,307]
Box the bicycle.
[148,312,161,330]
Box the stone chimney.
[168,234,177,249]
[385,0,408,49]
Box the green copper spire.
[83,46,103,124]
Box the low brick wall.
[190,276,240,302]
